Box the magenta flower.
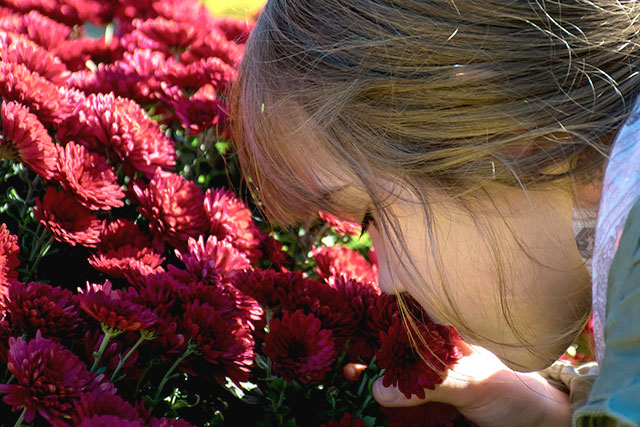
[0,223,20,282]
[0,332,109,424]
[177,236,250,285]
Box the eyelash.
[360,211,374,236]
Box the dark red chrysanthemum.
[0,30,69,84]
[232,269,317,310]
[181,299,255,384]
[55,141,125,210]
[88,246,165,283]
[177,235,250,285]
[0,332,110,424]
[380,403,469,427]
[0,61,75,125]
[377,318,461,399]
[73,389,142,425]
[0,319,13,364]
[0,223,19,282]
[78,281,159,332]
[203,187,263,262]
[58,92,175,175]
[321,412,366,427]
[259,234,292,270]
[98,218,163,254]
[3,281,82,338]
[35,187,105,248]
[265,310,336,384]
[0,100,57,179]
[134,170,208,250]
[312,245,379,285]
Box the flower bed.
[0,1,592,426]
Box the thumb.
[372,376,465,408]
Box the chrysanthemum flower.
[259,234,291,270]
[0,0,109,26]
[203,187,263,262]
[179,32,244,67]
[213,17,255,44]
[377,318,461,399]
[0,61,75,125]
[232,269,316,310]
[78,281,159,332]
[135,17,204,49]
[60,92,175,175]
[0,10,71,49]
[265,310,336,384]
[177,235,250,285]
[159,57,236,91]
[0,332,108,424]
[3,281,82,338]
[0,101,57,179]
[34,187,105,248]
[73,389,142,425]
[134,170,208,250]
[53,36,123,71]
[152,0,214,28]
[319,211,362,236]
[151,417,196,427]
[181,300,255,384]
[98,219,156,253]
[0,223,20,281]
[321,412,366,427]
[312,245,379,285]
[55,141,125,210]
[68,49,165,104]
[81,329,145,381]
[88,246,165,283]
[0,30,69,84]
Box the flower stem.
[14,407,25,427]
[91,327,119,372]
[111,331,155,383]
[154,342,196,403]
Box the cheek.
[368,227,406,295]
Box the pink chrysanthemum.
[0,223,20,281]
[377,318,461,399]
[312,245,379,285]
[0,100,57,179]
[265,310,336,384]
[0,332,109,424]
[0,0,109,26]
[159,57,236,91]
[319,211,362,236]
[0,10,71,49]
[181,299,255,384]
[55,141,125,210]
[0,30,69,84]
[34,187,105,248]
[134,170,208,250]
[68,49,165,104]
[162,83,228,135]
[203,187,263,262]
[152,0,214,28]
[3,281,82,338]
[62,92,174,175]
[213,17,255,44]
[177,235,250,284]
[78,281,159,332]
[135,17,204,49]
[88,246,165,283]
[179,32,244,67]
[321,412,366,427]
[0,61,75,125]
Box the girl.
[232,1,640,425]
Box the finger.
[453,337,474,357]
[343,363,367,382]
[372,378,433,407]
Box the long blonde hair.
[232,0,640,367]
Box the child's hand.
[372,339,572,427]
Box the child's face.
[346,179,590,371]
